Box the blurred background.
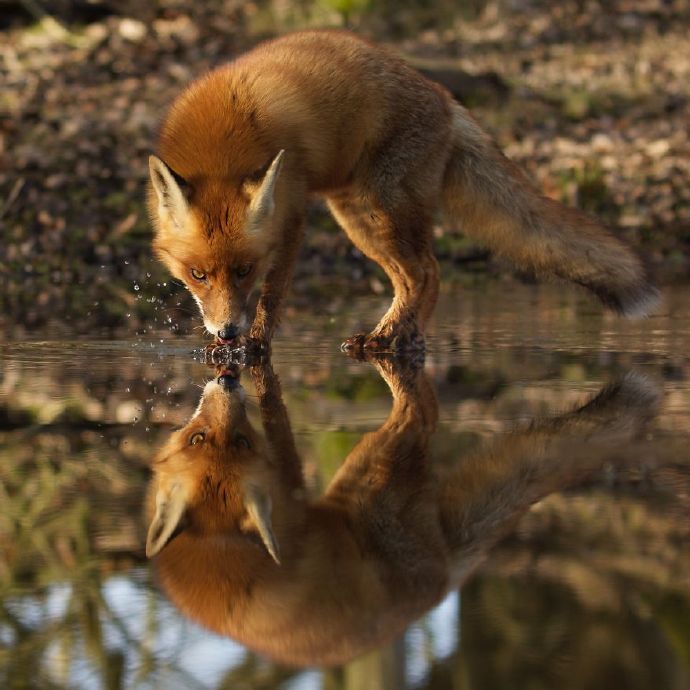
[2,0,689,338]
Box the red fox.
[145,358,659,666]
[148,30,658,351]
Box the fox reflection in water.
[145,356,659,667]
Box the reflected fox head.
[145,370,280,563]
[147,150,285,342]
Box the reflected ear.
[146,482,188,558]
[244,483,280,564]
[149,155,191,230]
[248,149,285,222]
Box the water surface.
[2,283,689,690]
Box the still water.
[2,282,689,690]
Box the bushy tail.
[442,103,659,317]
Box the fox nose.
[218,324,240,342]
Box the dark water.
[2,282,690,690]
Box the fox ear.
[149,155,191,229]
[146,481,188,558]
[244,482,280,564]
[248,149,285,221]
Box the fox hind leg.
[327,191,439,353]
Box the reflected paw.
[359,349,426,373]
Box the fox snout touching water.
[148,30,658,350]
[145,358,660,666]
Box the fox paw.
[341,330,425,357]
[242,335,270,363]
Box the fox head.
[147,150,285,343]
[145,371,280,563]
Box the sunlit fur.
[146,362,659,666]
[148,30,658,345]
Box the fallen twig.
[0,178,25,222]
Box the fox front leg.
[247,214,305,351]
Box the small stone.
[118,19,147,43]
[645,139,670,159]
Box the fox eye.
[191,268,206,281]
[189,431,206,446]
[236,263,253,278]
[234,433,251,450]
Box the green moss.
[557,161,615,219]
[324,371,389,402]
[562,89,594,120]
[315,431,361,481]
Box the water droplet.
[134,284,140,291]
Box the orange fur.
[148,30,658,349]
[146,361,659,666]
